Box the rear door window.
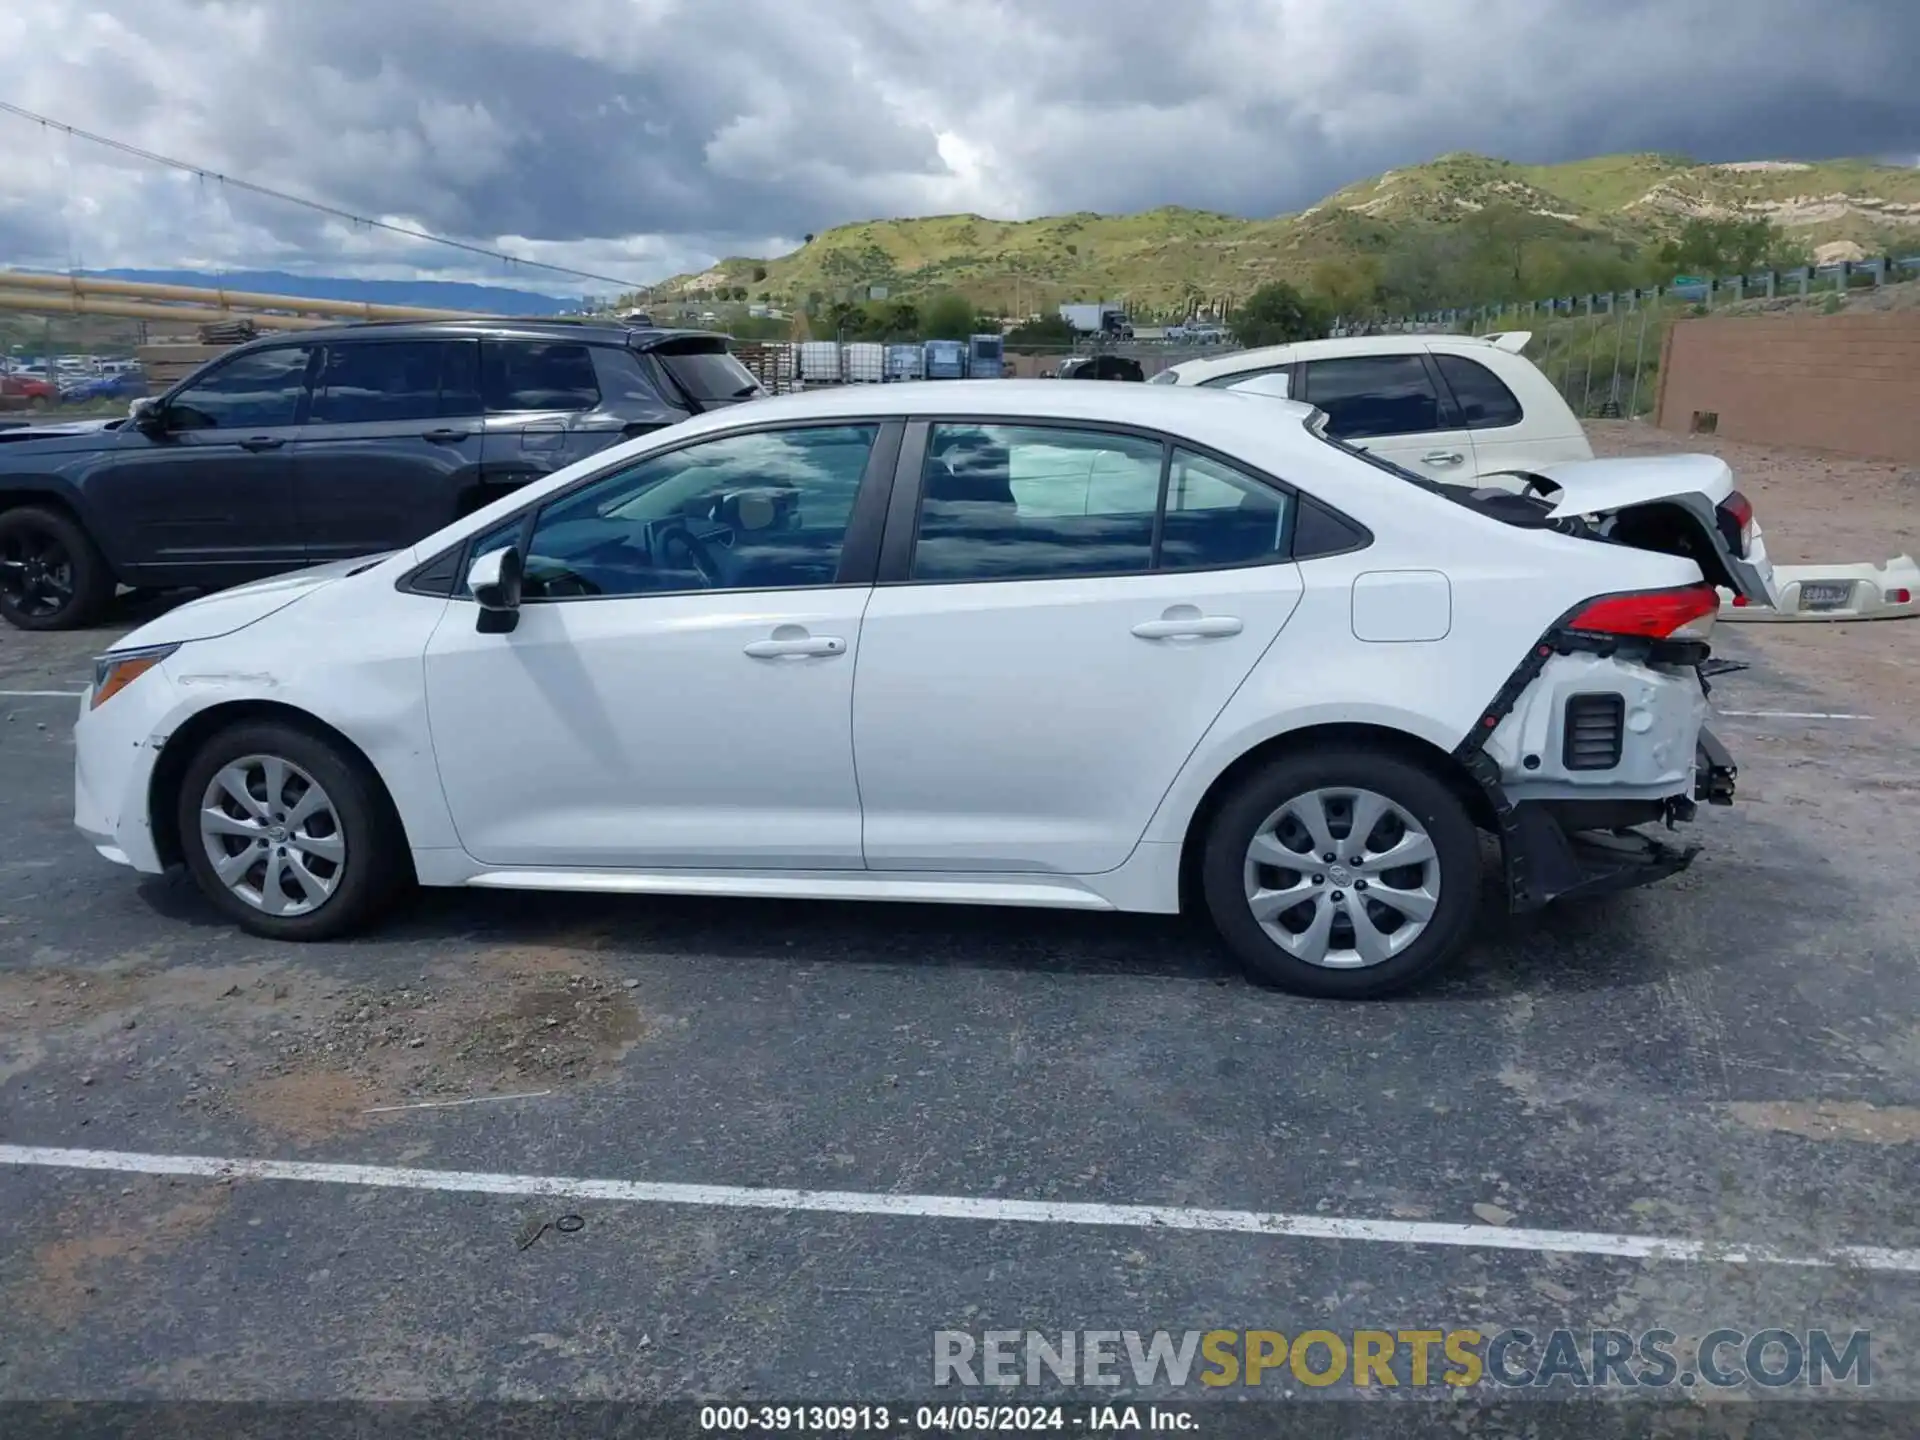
[1434,353,1524,429]
[1298,355,1444,439]
[909,423,1162,583]
[310,340,480,425]
[1157,449,1292,571]
[482,341,601,413]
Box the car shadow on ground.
[128,856,1727,1001]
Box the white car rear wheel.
[1202,747,1482,998]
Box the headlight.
[90,644,179,709]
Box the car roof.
[1165,331,1517,385]
[653,378,1340,463]
[229,319,731,349]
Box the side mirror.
[467,547,523,634]
[128,397,164,431]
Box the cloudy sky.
[0,0,1915,297]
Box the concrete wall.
[1655,314,1920,461]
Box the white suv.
[1152,333,1592,486]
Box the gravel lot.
[2,426,1918,1412]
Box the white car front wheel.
[176,720,410,941]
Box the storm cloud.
[0,0,1914,294]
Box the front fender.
[0,474,102,534]
[142,582,460,854]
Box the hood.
[1527,453,1734,520]
[0,416,126,448]
[109,553,394,652]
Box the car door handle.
[422,428,470,443]
[1422,449,1465,465]
[238,435,285,452]
[743,635,846,659]
[1131,615,1243,640]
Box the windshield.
[655,348,763,404]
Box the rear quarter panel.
[1448,345,1595,476]
[1139,451,1699,845]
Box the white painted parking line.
[364,1090,554,1114]
[1715,710,1870,721]
[0,689,82,699]
[5,1143,1919,1273]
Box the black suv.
[0,319,762,629]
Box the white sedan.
[74,381,1776,997]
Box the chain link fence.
[1349,254,1920,420]
[725,338,1229,393]
[721,255,1920,422]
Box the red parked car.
[0,374,56,412]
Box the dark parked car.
[0,319,762,629]
[1055,355,1145,382]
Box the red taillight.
[1718,490,1755,556]
[1566,584,1721,639]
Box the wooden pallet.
[731,341,801,394]
[135,342,236,395]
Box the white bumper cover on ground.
[1718,554,1919,623]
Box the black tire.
[175,719,410,941]
[0,504,115,631]
[1200,746,1482,999]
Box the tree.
[1308,257,1386,331]
[1660,218,1806,278]
[1005,314,1077,347]
[751,265,767,282]
[1377,231,1465,313]
[875,299,920,338]
[821,300,865,337]
[1230,281,1328,348]
[1453,203,1542,302]
[922,291,978,340]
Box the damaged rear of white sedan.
[74,381,1772,998]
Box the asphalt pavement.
[2,595,1917,1412]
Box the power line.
[0,99,647,293]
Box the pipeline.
[0,271,487,323]
[0,289,334,330]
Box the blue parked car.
[59,370,147,403]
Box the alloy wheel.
[198,755,348,916]
[1242,786,1442,969]
[0,525,75,621]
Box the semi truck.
[1058,302,1134,340]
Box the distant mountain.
[659,151,1920,312]
[73,269,586,315]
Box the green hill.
[656,151,1920,316]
